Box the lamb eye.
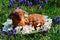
[14,12,18,14]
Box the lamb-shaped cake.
[9,8,45,29]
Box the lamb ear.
[15,7,20,9]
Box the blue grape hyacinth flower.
[27,1,32,6]
[34,0,39,3]
[8,31,13,37]
[20,0,23,5]
[37,4,40,9]
[52,16,60,23]
[42,1,45,9]
[43,0,47,4]
[11,29,16,38]
[23,0,26,3]
[8,3,12,8]
[40,29,48,34]
[8,0,13,8]
[11,29,16,34]
[9,0,13,4]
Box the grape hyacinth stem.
[57,25,60,34]
[1,32,5,39]
[20,31,22,38]
[2,1,5,10]
[1,34,4,39]
[42,1,45,9]
[0,29,2,34]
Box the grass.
[0,0,60,40]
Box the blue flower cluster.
[40,29,48,34]
[52,16,60,23]
[6,0,47,9]
[0,29,5,39]
[34,0,39,3]
[0,28,22,39]
[8,0,13,8]
[27,1,32,6]
[37,4,40,9]
[7,29,16,38]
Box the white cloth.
[2,16,52,34]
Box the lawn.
[0,0,60,40]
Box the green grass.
[0,0,60,40]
